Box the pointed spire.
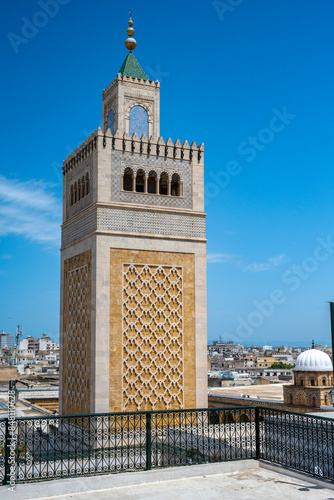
[125,10,137,52]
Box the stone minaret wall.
[60,76,207,415]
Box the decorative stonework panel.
[122,263,184,411]
[62,251,91,415]
[109,249,196,413]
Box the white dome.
[294,348,332,372]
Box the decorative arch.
[70,185,74,206]
[77,179,81,201]
[129,105,148,137]
[136,169,145,193]
[147,170,157,194]
[123,167,133,191]
[86,173,90,195]
[159,172,168,196]
[81,176,85,198]
[238,413,250,423]
[171,173,181,196]
[74,182,77,204]
[107,109,115,134]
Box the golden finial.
[125,10,136,52]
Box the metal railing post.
[3,418,10,486]
[255,407,260,460]
[146,412,152,470]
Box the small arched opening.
[70,185,74,206]
[208,410,219,425]
[85,173,90,195]
[323,378,326,386]
[81,176,85,198]
[136,169,145,193]
[311,379,315,387]
[77,180,81,201]
[171,173,180,196]
[107,109,115,134]
[222,412,234,424]
[159,172,168,195]
[74,182,77,203]
[123,167,133,191]
[147,170,157,194]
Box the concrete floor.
[2,460,334,500]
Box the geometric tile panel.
[62,210,96,248]
[62,207,206,248]
[122,263,184,412]
[97,207,206,239]
[63,251,91,415]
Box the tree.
[269,361,295,369]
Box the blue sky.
[1,0,334,346]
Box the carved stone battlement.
[103,73,160,101]
[63,127,204,176]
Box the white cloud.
[0,175,61,245]
[207,253,238,264]
[244,254,285,273]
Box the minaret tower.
[60,14,207,415]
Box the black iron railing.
[0,406,333,485]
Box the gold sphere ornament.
[125,37,137,51]
[125,10,136,52]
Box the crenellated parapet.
[63,129,99,175]
[63,127,204,176]
[103,73,160,101]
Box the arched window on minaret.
[70,185,74,206]
[159,172,168,195]
[129,106,148,137]
[171,173,180,196]
[123,167,133,191]
[86,173,90,194]
[81,176,85,198]
[107,109,115,134]
[136,169,145,192]
[147,171,157,194]
[78,180,81,201]
[74,182,77,203]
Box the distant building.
[256,356,276,368]
[0,331,14,350]
[26,336,39,352]
[39,334,56,352]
